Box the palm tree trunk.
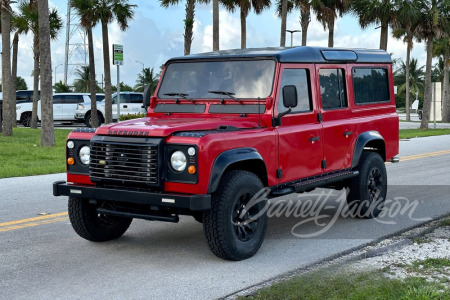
[87,27,98,127]
[12,32,19,127]
[379,22,388,50]
[1,3,13,136]
[280,0,288,47]
[300,6,310,46]
[240,7,246,49]
[38,0,55,146]
[420,38,433,130]
[328,19,334,48]
[442,54,450,122]
[102,21,113,124]
[31,35,40,129]
[213,0,219,51]
[184,0,195,55]
[405,41,411,121]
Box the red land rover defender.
[53,47,399,260]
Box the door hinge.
[317,113,323,123]
[276,169,283,179]
[321,160,327,169]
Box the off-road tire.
[85,112,103,128]
[347,152,387,218]
[21,112,32,127]
[203,170,268,261]
[68,197,132,241]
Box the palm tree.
[73,66,91,92]
[298,0,311,46]
[222,0,271,49]
[71,0,100,127]
[395,58,425,108]
[54,81,71,93]
[392,0,420,121]
[134,67,159,93]
[38,0,55,146]
[160,0,210,55]
[213,0,219,50]
[313,0,347,48]
[92,0,136,124]
[433,37,450,122]
[19,0,62,129]
[279,0,288,46]
[1,0,13,136]
[415,0,448,129]
[350,0,395,50]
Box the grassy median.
[0,128,71,178]
[399,128,450,139]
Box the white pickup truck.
[16,93,104,127]
[74,92,146,127]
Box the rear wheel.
[347,152,387,218]
[21,112,32,127]
[203,170,268,260]
[68,197,132,241]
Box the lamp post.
[286,30,301,47]
[135,60,144,72]
[54,64,63,85]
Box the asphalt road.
[1,135,450,299]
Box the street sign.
[113,44,123,65]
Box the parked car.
[54,47,399,261]
[16,90,40,103]
[16,93,104,127]
[75,92,146,127]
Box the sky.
[2,0,429,90]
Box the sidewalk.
[398,113,450,129]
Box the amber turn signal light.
[67,157,75,165]
[188,165,196,174]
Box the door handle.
[122,105,128,108]
[309,136,320,142]
[344,131,353,137]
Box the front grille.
[90,140,160,186]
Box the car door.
[275,65,323,184]
[52,95,64,120]
[316,65,356,172]
[129,93,144,114]
[62,94,82,120]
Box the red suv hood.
[95,116,261,137]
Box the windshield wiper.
[208,90,241,103]
[163,92,193,102]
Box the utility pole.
[286,30,301,47]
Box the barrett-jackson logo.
[108,130,150,136]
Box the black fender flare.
[352,131,385,168]
[207,148,266,194]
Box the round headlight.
[170,151,186,172]
[79,146,90,165]
[67,141,75,149]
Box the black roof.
[167,46,392,64]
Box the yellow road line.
[400,150,450,161]
[0,212,68,228]
[0,217,68,232]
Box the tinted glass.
[96,95,105,101]
[61,95,83,104]
[278,69,312,114]
[319,69,347,110]
[130,93,143,103]
[158,60,276,99]
[53,95,63,104]
[353,68,390,104]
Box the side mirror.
[282,85,298,108]
[143,85,151,107]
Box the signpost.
[113,44,123,120]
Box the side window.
[16,91,27,101]
[352,68,390,104]
[130,94,143,103]
[62,95,82,104]
[319,69,347,110]
[53,95,63,104]
[278,69,312,114]
[96,95,105,101]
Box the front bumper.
[53,181,211,211]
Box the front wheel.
[347,152,387,218]
[68,197,132,242]
[203,170,268,261]
[84,112,103,127]
[21,112,32,127]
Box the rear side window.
[278,69,312,114]
[130,94,143,103]
[61,95,83,104]
[352,68,390,104]
[319,69,347,110]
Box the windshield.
[158,60,276,100]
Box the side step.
[97,207,179,223]
[288,170,359,193]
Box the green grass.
[247,268,450,300]
[399,128,450,139]
[440,218,450,227]
[0,128,71,178]
[411,258,450,270]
